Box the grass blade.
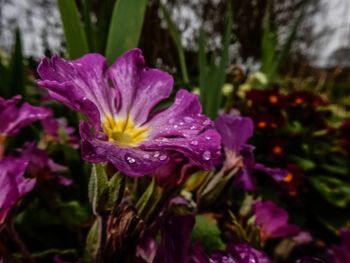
[159,2,189,84]
[57,0,89,59]
[105,0,147,64]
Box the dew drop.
[153,151,160,158]
[184,116,193,123]
[203,119,211,125]
[190,125,196,130]
[159,154,167,161]
[202,151,211,161]
[161,138,169,142]
[126,156,136,164]
[205,136,211,140]
[190,140,199,145]
[179,122,184,126]
[143,153,151,159]
[173,124,179,128]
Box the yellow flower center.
[102,115,149,147]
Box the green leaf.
[198,29,208,108]
[9,28,26,98]
[159,2,189,84]
[84,219,100,262]
[105,0,147,64]
[191,215,225,252]
[57,0,89,58]
[310,176,350,208]
[88,164,109,215]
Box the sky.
[0,0,349,67]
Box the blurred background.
[1,0,350,98]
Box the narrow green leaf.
[105,0,147,64]
[57,0,89,59]
[83,0,94,51]
[9,28,26,98]
[135,178,156,218]
[84,219,100,262]
[159,2,189,84]
[88,164,109,215]
[199,29,208,109]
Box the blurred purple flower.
[41,109,79,149]
[154,197,195,263]
[37,49,221,177]
[326,228,350,263]
[0,95,50,158]
[253,200,300,242]
[0,95,50,137]
[215,114,287,191]
[192,241,272,263]
[19,143,71,186]
[0,156,35,224]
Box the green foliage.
[57,0,89,59]
[310,176,350,208]
[105,0,147,64]
[159,2,189,84]
[191,215,225,251]
[199,3,232,119]
[261,1,303,83]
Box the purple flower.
[326,229,350,263]
[253,200,300,242]
[215,114,287,191]
[41,109,79,149]
[154,197,195,263]
[0,156,35,224]
[18,143,71,186]
[0,95,50,137]
[191,242,272,263]
[37,49,221,177]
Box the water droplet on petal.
[202,151,211,161]
[161,138,169,142]
[173,124,178,128]
[153,151,160,158]
[190,140,199,145]
[190,125,196,130]
[126,156,136,164]
[143,153,151,159]
[184,116,193,123]
[179,122,184,126]
[203,119,211,125]
[159,154,167,161]
[205,136,211,140]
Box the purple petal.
[154,199,195,263]
[254,163,288,182]
[0,157,34,224]
[0,96,50,136]
[326,229,350,263]
[37,54,113,125]
[108,49,173,124]
[227,242,272,263]
[215,114,254,152]
[253,200,300,240]
[233,145,256,191]
[80,122,167,177]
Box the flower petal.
[0,97,50,136]
[80,122,168,177]
[37,54,117,124]
[108,49,173,124]
[215,114,254,152]
[146,89,213,139]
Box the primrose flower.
[253,200,300,242]
[192,241,272,263]
[37,49,220,176]
[41,109,79,149]
[0,156,35,224]
[0,95,50,156]
[215,114,287,191]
